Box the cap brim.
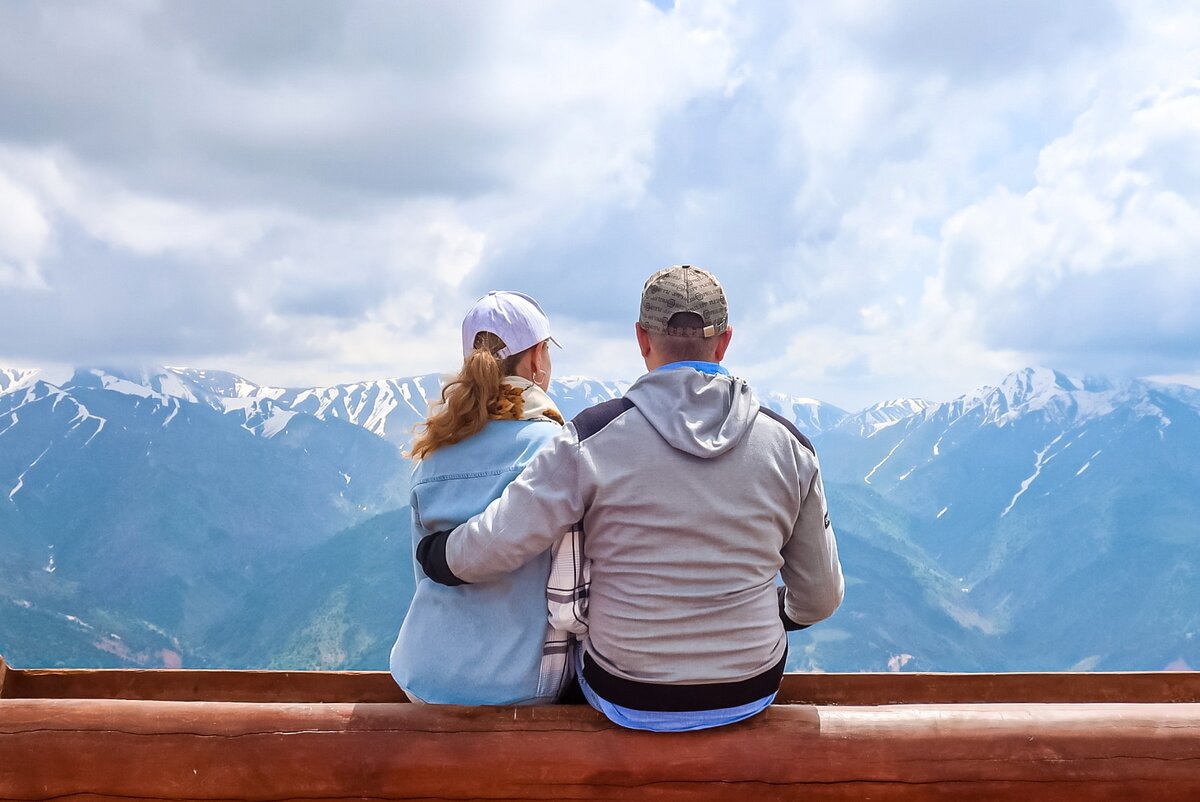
[548,336,562,349]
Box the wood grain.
[3,699,1200,800]
[6,661,1200,704]
[3,665,408,703]
[5,657,1200,800]
[774,670,1200,705]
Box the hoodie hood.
[624,366,758,458]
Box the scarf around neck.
[493,376,565,425]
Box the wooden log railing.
[4,655,1200,800]
[5,656,1200,704]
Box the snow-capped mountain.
[761,392,848,434]
[835,397,933,438]
[0,368,40,395]
[0,367,614,452]
[809,366,1200,670]
[166,368,439,447]
[816,366,1184,503]
[58,368,636,450]
[2,363,1199,674]
[0,365,413,670]
[10,367,839,459]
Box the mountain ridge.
[2,362,1198,672]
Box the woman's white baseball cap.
[461,291,561,359]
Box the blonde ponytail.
[409,331,527,460]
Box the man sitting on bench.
[418,265,844,731]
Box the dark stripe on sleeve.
[416,531,468,586]
[757,406,816,456]
[571,397,636,442]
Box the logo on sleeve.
[823,512,831,530]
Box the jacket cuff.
[778,586,810,632]
[416,532,469,586]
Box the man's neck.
[653,360,729,376]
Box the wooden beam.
[8,666,1200,705]
[3,699,1200,800]
[774,670,1200,705]
[5,667,407,703]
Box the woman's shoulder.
[480,418,562,456]
[512,416,563,439]
[412,419,561,476]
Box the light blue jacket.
[389,417,561,705]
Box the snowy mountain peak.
[966,366,1096,406]
[68,368,162,399]
[762,392,849,434]
[0,368,41,396]
[839,397,932,437]
[940,367,1185,432]
[868,398,933,414]
[164,367,279,402]
[958,367,1134,428]
[8,363,1196,454]
[999,366,1082,397]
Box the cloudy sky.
[1,1,1198,410]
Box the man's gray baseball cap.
[639,265,729,338]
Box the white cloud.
[0,1,735,383]
[1,1,1199,408]
[932,74,1200,371]
[0,169,50,287]
[703,1,1200,406]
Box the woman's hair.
[408,331,530,460]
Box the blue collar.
[655,360,729,376]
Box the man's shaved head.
[644,312,721,363]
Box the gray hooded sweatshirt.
[438,365,844,692]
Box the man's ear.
[635,322,653,359]
[712,325,733,362]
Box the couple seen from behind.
[390,265,844,732]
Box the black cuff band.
[778,585,810,632]
[416,531,468,586]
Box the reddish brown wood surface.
[5,661,1200,705]
[3,698,1200,800]
[776,670,1200,705]
[1,664,408,703]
